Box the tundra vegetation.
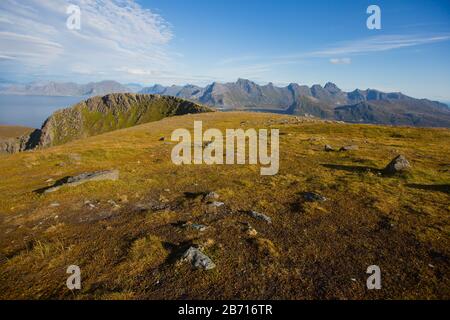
[0,111,449,299]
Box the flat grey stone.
[339,145,359,151]
[44,170,119,193]
[248,210,272,224]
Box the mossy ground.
[0,112,449,299]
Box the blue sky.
[0,0,449,100]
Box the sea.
[0,95,449,129]
[0,95,86,128]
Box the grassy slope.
[0,125,34,139]
[0,112,449,299]
[44,94,213,147]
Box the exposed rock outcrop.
[0,129,40,154]
[2,93,213,153]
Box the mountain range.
[2,79,450,127]
[140,79,450,128]
[0,80,138,97]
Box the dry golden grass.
[0,125,34,139]
[0,112,449,299]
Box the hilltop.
[0,93,213,153]
[0,111,448,299]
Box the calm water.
[0,95,86,128]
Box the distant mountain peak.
[324,82,341,92]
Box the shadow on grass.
[162,241,195,265]
[321,164,383,174]
[406,184,449,194]
[34,176,72,194]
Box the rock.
[383,155,411,174]
[49,202,60,207]
[248,211,272,224]
[43,170,119,193]
[324,144,334,152]
[204,191,220,202]
[339,145,359,151]
[0,128,41,154]
[301,192,327,202]
[206,201,225,214]
[181,247,216,270]
[208,201,224,207]
[183,222,208,232]
[159,137,165,141]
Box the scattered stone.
[301,192,327,202]
[339,145,359,151]
[204,191,220,202]
[248,211,272,224]
[108,200,120,210]
[206,201,225,214]
[209,201,224,207]
[49,202,60,207]
[383,155,411,174]
[181,247,216,270]
[324,144,334,152]
[44,170,119,193]
[183,222,208,232]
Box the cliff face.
[0,127,40,154]
[37,93,213,148]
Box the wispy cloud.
[0,0,174,82]
[213,34,450,81]
[311,34,450,57]
[329,58,351,65]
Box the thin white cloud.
[311,34,450,57]
[0,0,174,81]
[211,34,450,83]
[329,58,351,65]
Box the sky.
[0,0,449,100]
